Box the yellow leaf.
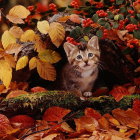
[9,26,24,38]
[37,20,50,34]
[49,22,65,48]
[0,60,12,88]
[6,15,25,24]
[37,60,56,81]
[1,30,16,49]
[16,56,29,70]
[38,49,61,64]
[54,0,71,7]
[20,30,36,42]
[9,5,30,19]
[4,54,16,68]
[29,57,37,70]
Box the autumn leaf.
[0,60,12,88]
[37,20,50,34]
[109,86,130,102]
[38,49,61,64]
[61,122,74,133]
[57,16,70,23]
[74,116,99,132]
[49,22,65,47]
[132,99,140,116]
[1,30,16,49]
[31,86,47,93]
[43,106,71,122]
[8,5,30,19]
[20,30,36,42]
[10,115,35,129]
[6,90,28,99]
[29,57,37,70]
[37,59,56,81]
[98,116,110,130]
[4,54,16,68]
[34,35,46,52]
[24,133,44,140]
[69,14,81,24]
[6,15,25,24]
[16,56,29,70]
[84,108,101,120]
[42,133,59,140]
[9,26,24,38]
[112,108,140,129]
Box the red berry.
[138,59,140,63]
[128,10,134,14]
[49,3,57,11]
[27,6,34,11]
[126,24,138,32]
[96,10,108,17]
[70,0,79,8]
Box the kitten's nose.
[84,60,88,64]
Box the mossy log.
[0,91,140,117]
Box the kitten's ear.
[88,36,99,50]
[64,42,77,57]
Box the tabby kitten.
[60,36,100,95]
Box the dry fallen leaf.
[6,15,25,24]
[29,57,37,70]
[4,54,16,68]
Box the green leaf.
[133,30,140,39]
[137,14,140,20]
[70,26,83,39]
[119,14,124,20]
[107,12,114,19]
[83,27,92,34]
[116,0,124,5]
[97,18,107,26]
[122,47,132,55]
[96,30,103,38]
[104,22,111,30]
[114,15,120,21]
[57,7,66,12]
[130,17,138,24]
[119,7,127,13]
[92,14,99,22]
[113,22,119,29]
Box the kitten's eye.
[88,53,93,57]
[77,55,82,60]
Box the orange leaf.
[6,90,28,99]
[43,106,71,122]
[31,86,47,93]
[10,115,35,129]
[132,99,140,117]
[84,108,101,120]
[74,116,99,132]
[109,86,130,102]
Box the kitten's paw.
[82,91,93,97]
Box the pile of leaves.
[0,106,140,140]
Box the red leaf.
[31,86,47,93]
[10,115,35,129]
[84,108,101,120]
[43,106,71,122]
[109,86,130,102]
[132,99,140,117]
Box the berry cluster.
[102,29,108,39]
[128,10,134,14]
[96,10,108,17]
[27,6,34,12]
[49,3,57,11]
[118,20,128,30]
[125,24,138,32]
[82,18,93,27]
[71,0,79,8]
[66,37,81,45]
[95,2,104,8]
[127,39,139,48]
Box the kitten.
[60,36,100,96]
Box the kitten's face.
[64,36,100,71]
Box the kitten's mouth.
[84,64,90,67]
